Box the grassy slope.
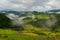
[0,14,60,40]
[0,28,60,40]
[22,14,60,40]
[0,29,41,40]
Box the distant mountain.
[0,10,34,14]
[0,10,23,15]
[47,9,60,12]
[0,10,19,13]
[0,10,43,15]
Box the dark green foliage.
[11,26,24,31]
[28,19,47,27]
[0,13,24,31]
[55,14,60,27]
[0,13,11,28]
[51,14,60,32]
[29,21,41,27]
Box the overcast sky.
[0,0,60,12]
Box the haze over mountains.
[47,9,60,12]
[0,9,60,14]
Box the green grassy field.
[0,29,39,40]
[0,28,60,40]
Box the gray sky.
[0,0,60,11]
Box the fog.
[6,13,35,27]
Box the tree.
[0,13,11,28]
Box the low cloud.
[6,14,24,26]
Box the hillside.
[0,12,60,40]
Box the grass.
[0,27,60,40]
[35,15,50,19]
[0,29,41,40]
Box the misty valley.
[0,11,60,40]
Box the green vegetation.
[0,29,40,40]
[0,13,11,28]
[0,12,60,40]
